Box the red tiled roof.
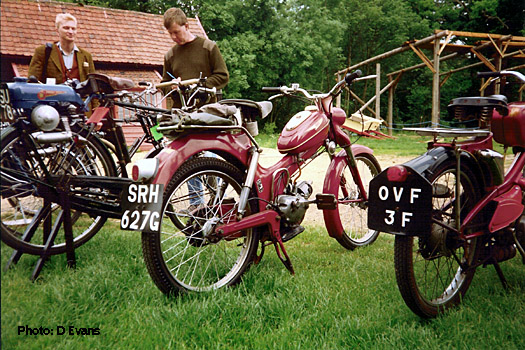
[1,0,208,66]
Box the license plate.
[0,84,15,123]
[120,183,164,233]
[368,166,432,235]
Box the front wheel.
[141,157,260,295]
[332,153,381,250]
[394,160,482,318]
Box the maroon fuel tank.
[277,107,330,154]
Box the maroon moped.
[368,70,525,318]
[131,71,382,295]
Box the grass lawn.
[2,131,524,349]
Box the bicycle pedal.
[315,193,337,210]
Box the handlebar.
[262,70,366,101]
[155,78,200,89]
[477,70,525,83]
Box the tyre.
[335,153,381,249]
[142,157,260,295]
[394,160,482,318]
[1,124,116,255]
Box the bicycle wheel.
[394,160,482,318]
[1,124,116,255]
[142,157,260,295]
[335,153,381,249]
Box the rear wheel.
[335,153,381,249]
[1,124,116,255]
[142,157,260,295]
[394,160,482,318]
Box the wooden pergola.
[336,29,525,135]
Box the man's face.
[57,20,77,43]
[167,22,192,45]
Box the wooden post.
[375,63,381,121]
[431,38,441,127]
[388,75,394,137]
[336,73,341,108]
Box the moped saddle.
[219,99,273,119]
[447,95,508,121]
[86,73,135,93]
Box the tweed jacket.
[28,43,95,83]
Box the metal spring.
[479,106,492,122]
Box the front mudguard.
[322,145,375,239]
[152,133,252,186]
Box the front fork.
[342,145,368,201]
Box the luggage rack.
[404,127,491,138]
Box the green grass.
[2,130,524,349]
[2,222,524,349]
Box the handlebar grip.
[155,78,200,89]
[155,80,176,89]
[345,70,362,84]
[477,71,500,78]
[179,78,200,86]
[262,87,282,92]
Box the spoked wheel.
[0,125,116,256]
[334,153,381,249]
[142,157,260,295]
[394,160,482,318]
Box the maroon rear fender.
[152,133,252,186]
[322,145,374,239]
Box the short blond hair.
[55,13,77,29]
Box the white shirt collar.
[57,42,79,55]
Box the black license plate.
[368,166,432,235]
[0,84,15,123]
[121,183,164,233]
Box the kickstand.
[253,241,266,265]
[493,260,509,290]
[5,184,77,281]
[273,238,294,274]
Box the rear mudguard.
[152,133,252,186]
[322,145,375,239]
[403,146,488,190]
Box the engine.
[276,180,313,225]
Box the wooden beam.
[488,34,504,57]
[438,32,454,56]
[348,90,377,116]
[336,31,449,75]
[470,48,497,72]
[434,29,525,41]
[358,78,397,116]
[375,63,381,120]
[431,38,440,126]
[409,43,436,73]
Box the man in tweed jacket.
[28,13,95,83]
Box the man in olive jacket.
[28,13,95,83]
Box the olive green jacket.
[28,43,95,83]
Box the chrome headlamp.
[31,104,60,131]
